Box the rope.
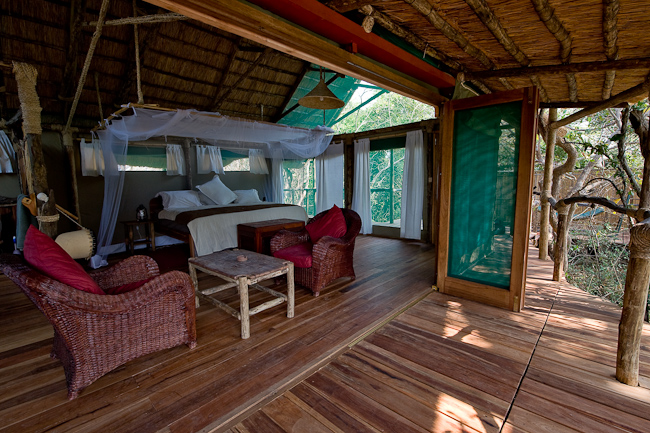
[37,213,60,231]
[86,12,188,27]
[133,0,144,104]
[94,71,103,120]
[12,62,42,135]
[64,0,111,133]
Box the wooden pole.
[539,108,557,259]
[183,138,193,190]
[13,62,58,238]
[616,221,650,385]
[553,203,569,281]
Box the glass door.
[437,87,539,311]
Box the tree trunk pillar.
[553,203,569,281]
[183,138,193,190]
[539,108,557,259]
[616,221,650,385]
[13,62,58,238]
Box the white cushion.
[196,175,237,205]
[234,189,262,205]
[157,190,203,209]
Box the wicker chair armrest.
[313,236,347,252]
[90,255,160,290]
[33,270,194,314]
[270,229,310,253]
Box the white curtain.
[196,145,224,174]
[0,131,16,173]
[270,148,284,203]
[79,137,105,176]
[401,130,425,239]
[166,144,185,176]
[249,149,269,174]
[351,138,372,235]
[315,140,344,213]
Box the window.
[283,159,316,216]
[370,148,404,226]
[117,146,166,171]
[222,149,250,172]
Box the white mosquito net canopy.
[90,106,334,268]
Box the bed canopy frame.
[90,103,336,268]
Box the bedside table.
[122,219,156,254]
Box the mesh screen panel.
[447,101,521,290]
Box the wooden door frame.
[436,87,539,312]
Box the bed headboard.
[149,196,164,220]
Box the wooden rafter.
[211,47,273,112]
[467,57,650,80]
[83,12,188,26]
[550,75,650,129]
[603,0,620,99]
[324,0,377,13]
[115,21,159,106]
[59,0,88,109]
[358,5,491,93]
[208,37,241,111]
[530,0,577,102]
[464,0,549,101]
[404,0,512,91]
[272,61,309,123]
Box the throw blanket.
[174,203,292,226]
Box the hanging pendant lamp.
[298,68,345,110]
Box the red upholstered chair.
[0,254,197,399]
[271,208,361,296]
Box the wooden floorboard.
[235,246,650,433]
[0,236,434,432]
[3,238,650,432]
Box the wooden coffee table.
[188,249,294,339]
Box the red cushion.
[23,225,105,295]
[273,242,313,268]
[305,205,347,243]
[105,276,155,295]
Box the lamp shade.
[298,79,345,109]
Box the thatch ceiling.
[2,0,650,130]
[0,0,312,128]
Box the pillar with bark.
[13,62,58,237]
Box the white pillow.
[197,175,237,205]
[197,191,217,206]
[157,190,203,209]
[234,189,263,205]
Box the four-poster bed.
[91,104,336,265]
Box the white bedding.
[158,204,308,256]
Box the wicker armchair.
[271,208,361,296]
[0,254,197,400]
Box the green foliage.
[566,226,629,307]
[369,148,404,224]
[283,159,316,216]
[334,90,436,134]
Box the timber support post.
[553,203,569,281]
[539,108,557,259]
[183,138,193,190]
[616,220,650,385]
[13,62,58,238]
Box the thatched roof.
[2,0,650,129]
[0,0,311,128]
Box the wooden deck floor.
[2,237,649,432]
[0,236,436,432]
[233,247,650,433]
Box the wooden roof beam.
[211,47,274,111]
[603,0,620,99]
[550,76,650,129]
[142,0,448,107]
[271,61,309,123]
[465,0,549,101]
[404,0,513,91]
[59,0,88,106]
[530,0,577,102]
[324,0,378,14]
[466,57,650,80]
[358,5,492,94]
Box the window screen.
[447,101,521,289]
